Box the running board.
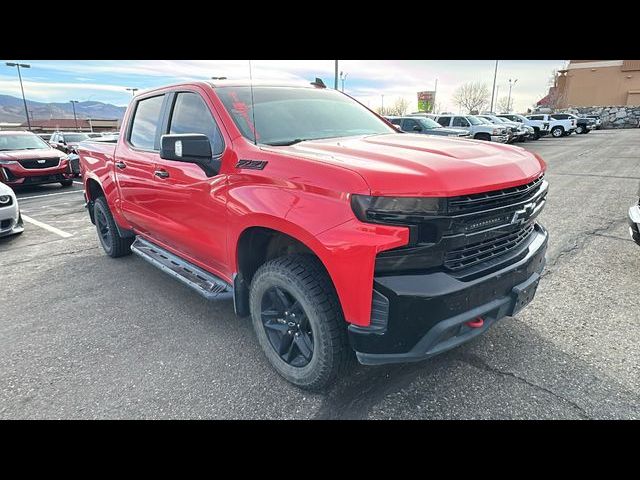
[130,237,233,301]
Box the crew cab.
[497,113,550,139]
[433,114,509,142]
[385,116,470,137]
[527,113,575,138]
[0,131,74,188]
[78,81,549,390]
[476,114,530,143]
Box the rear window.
[129,94,165,150]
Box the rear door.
[115,93,167,235]
[147,89,230,276]
[436,116,451,127]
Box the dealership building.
[542,60,640,109]
[17,118,120,133]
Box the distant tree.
[387,97,410,116]
[452,81,490,114]
[496,96,512,113]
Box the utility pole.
[489,60,498,113]
[5,62,32,131]
[507,78,518,113]
[126,87,139,97]
[334,60,339,90]
[70,100,79,131]
[495,86,500,112]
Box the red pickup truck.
[78,80,548,390]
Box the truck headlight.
[492,129,501,135]
[350,194,447,224]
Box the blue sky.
[0,60,566,113]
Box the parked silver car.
[0,182,23,238]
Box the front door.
[148,90,229,277]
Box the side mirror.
[412,125,423,132]
[160,133,220,177]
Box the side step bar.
[130,237,233,301]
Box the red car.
[78,81,548,390]
[0,131,74,188]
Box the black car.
[585,114,603,130]
[385,116,470,137]
[49,132,91,154]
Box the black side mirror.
[412,125,422,132]
[160,134,221,177]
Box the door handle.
[115,161,127,169]
[154,169,170,179]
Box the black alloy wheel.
[261,285,314,367]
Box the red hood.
[0,148,66,161]
[268,133,545,197]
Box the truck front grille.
[19,158,60,169]
[444,224,535,271]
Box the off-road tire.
[93,196,133,258]
[249,254,351,391]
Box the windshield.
[216,86,395,145]
[418,118,442,129]
[468,116,486,125]
[64,133,90,142]
[0,133,51,151]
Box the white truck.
[497,113,550,140]
[526,113,576,138]
[433,114,509,142]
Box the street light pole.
[489,60,499,113]
[5,62,32,131]
[126,87,139,97]
[70,100,79,131]
[507,78,518,112]
[334,60,339,90]
[340,71,348,92]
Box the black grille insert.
[19,158,60,169]
[444,224,535,271]
[448,174,545,214]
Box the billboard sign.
[417,91,436,112]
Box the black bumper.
[349,224,548,365]
[628,204,640,245]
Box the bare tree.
[496,96,512,113]
[387,97,410,116]
[452,82,490,114]
[375,106,391,116]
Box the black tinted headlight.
[350,194,447,224]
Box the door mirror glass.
[160,133,220,176]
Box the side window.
[551,114,567,120]
[389,118,402,126]
[529,115,542,121]
[437,116,451,127]
[453,117,469,127]
[129,94,165,150]
[402,118,420,131]
[168,92,224,156]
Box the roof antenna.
[249,60,257,146]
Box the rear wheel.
[551,126,564,138]
[93,196,133,258]
[249,254,350,390]
[60,179,73,187]
[576,125,584,134]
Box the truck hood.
[0,148,65,161]
[270,133,545,197]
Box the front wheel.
[474,133,491,141]
[576,126,584,134]
[60,179,73,187]
[249,254,350,390]
[551,126,564,138]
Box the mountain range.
[0,94,127,123]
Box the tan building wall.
[559,60,640,108]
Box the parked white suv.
[497,113,550,140]
[433,115,509,142]
[527,113,575,138]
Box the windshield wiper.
[263,138,312,146]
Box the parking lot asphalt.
[1,130,639,419]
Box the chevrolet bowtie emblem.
[511,202,536,225]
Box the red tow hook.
[466,317,484,329]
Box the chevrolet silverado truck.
[0,131,75,188]
[77,81,549,390]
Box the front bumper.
[0,199,24,238]
[491,134,509,143]
[0,160,71,187]
[349,224,548,365]
[628,204,640,245]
